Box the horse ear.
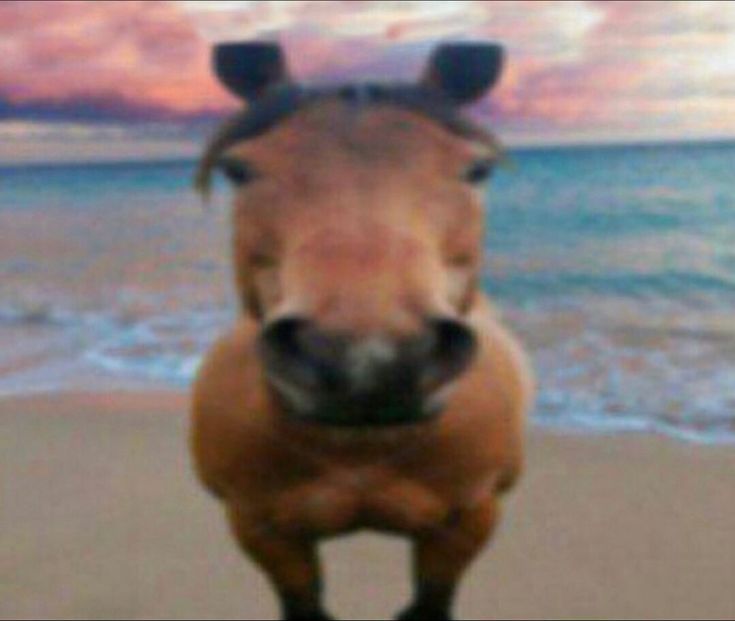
[214,41,289,101]
[421,42,504,105]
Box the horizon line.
[2,134,734,169]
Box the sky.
[1,0,734,163]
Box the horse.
[191,41,534,621]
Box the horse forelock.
[195,83,503,196]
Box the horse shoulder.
[455,295,535,493]
[473,296,535,420]
[190,318,274,499]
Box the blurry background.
[1,0,735,443]
[2,3,735,620]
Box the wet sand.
[1,392,733,620]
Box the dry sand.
[1,392,733,620]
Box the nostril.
[259,316,311,361]
[421,317,478,391]
[258,316,318,388]
[258,316,347,391]
[432,317,477,360]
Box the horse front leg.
[227,502,335,621]
[396,497,498,621]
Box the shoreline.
[1,390,734,619]
[1,387,733,447]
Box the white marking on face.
[424,380,458,415]
[347,337,397,391]
[266,373,315,413]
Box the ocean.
[1,141,734,444]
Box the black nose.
[259,315,477,424]
[258,316,349,392]
[417,317,478,392]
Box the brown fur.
[191,99,534,620]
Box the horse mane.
[195,83,503,196]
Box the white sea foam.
[3,144,735,445]
[1,300,734,445]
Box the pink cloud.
[0,1,228,117]
[1,1,734,143]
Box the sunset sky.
[1,0,734,163]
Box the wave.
[532,328,735,445]
[0,302,231,390]
[485,269,735,303]
[0,300,734,445]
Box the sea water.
[1,141,734,443]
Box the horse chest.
[269,469,451,537]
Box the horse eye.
[448,253,474,268]
[463,159,495,185]
[250,252,279,269]
[218,157,258,186]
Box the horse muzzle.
[258,315,477,427]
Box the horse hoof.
[395,606,453,621]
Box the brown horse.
[191,41,534,621]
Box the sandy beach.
[1,391,733,620]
